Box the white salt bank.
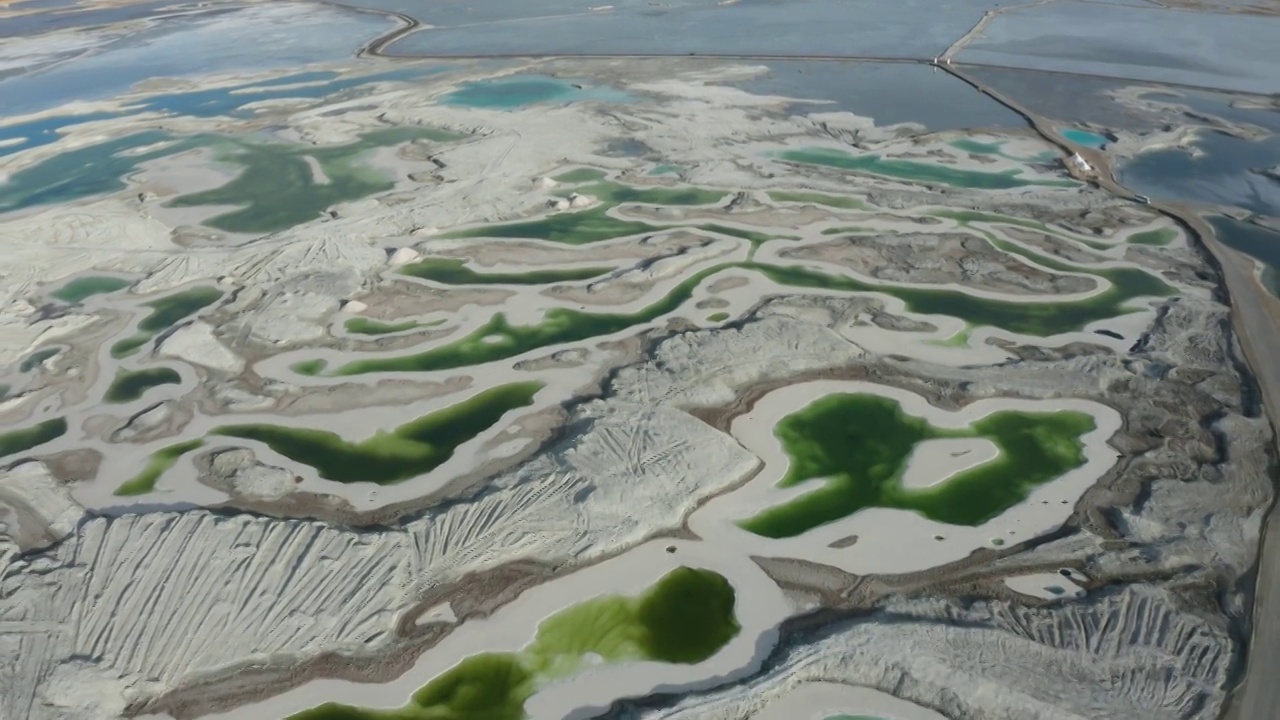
[899,437,1000,490]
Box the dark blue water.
[1119,131,1280,217]
[0,68,430,158]
[1209,215,1280,297]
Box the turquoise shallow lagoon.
[440,75,630,109]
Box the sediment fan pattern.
[610,587,1231,720]
[0,404,757,719]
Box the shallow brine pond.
[740,392,1096,539]
[288,566,739,720]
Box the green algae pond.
[400,258,610,285]
[299,252,1171,377]
[50,276,132,303]
[768,190,870,210]
[756,262,1172,337]
[114,439,204,496]
[301,266,727,377]
[343,318,426,336]
[213,382,542,484]
[111,286,223,358]
[165,127,462,234]
[441,180,727,245]
[287,566,739,720]
[442,206,659,245]
[739,393,1095,539]
[0,417,67,459]
[779,147,1078,190]
[1129,228,1177,246]
[552,168,607,183]
[104,367,182,403]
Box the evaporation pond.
[739,392,1096,539]
[1063,128,1107,148]
[439,75,630,109]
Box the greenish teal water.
[288,567,738,720]
[114,439,204,496]
[343,318,422,336]
[214,382,542,484]
[440,76,630,110]
[51,276,131,303]
[20,347,61,373]
[442,206,658,245]
[309,267,721,376]
[137,287,223,333]
[950,138,1006,155]
[552,168,607,184]
[779,148,1077,189]
[649,164,682,175]
[302,249,1172,377]
[400,258,610,285]
[756,262,1172,337]
[0,418,67,459]
[111,286,223,358]
[768,190,869,210]
[104,367,181,403]
[166,127,459,234]
[740,393,1095,538]
[1129,228,1177,246]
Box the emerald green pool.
[739,393,1095,539]
[1128,228,1177,246]
[166,127,460,234]
[442,206,659,245]
[756,262,1171,337]
[779,148,1077,190]
[343,318,423,336]
[304,266,722,376]
[50,276,131,303]
[0,417,67,459]
[114,439,204,496]
[400,258,610,285]
[441,180,726,246]
[300,250,1171,377]
[768,190,869,210]
[111,286,223,358]
[213,382,542,484]
[288,566,739,720]
[104,367,182,403]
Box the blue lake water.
[1063,128,1108,148]
[0,67,433,159]
[440,75,630,109]
[1118,131,1280,217]
[723,61,1025,131]
[0,2,396,115]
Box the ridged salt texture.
[0,400,756,716]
